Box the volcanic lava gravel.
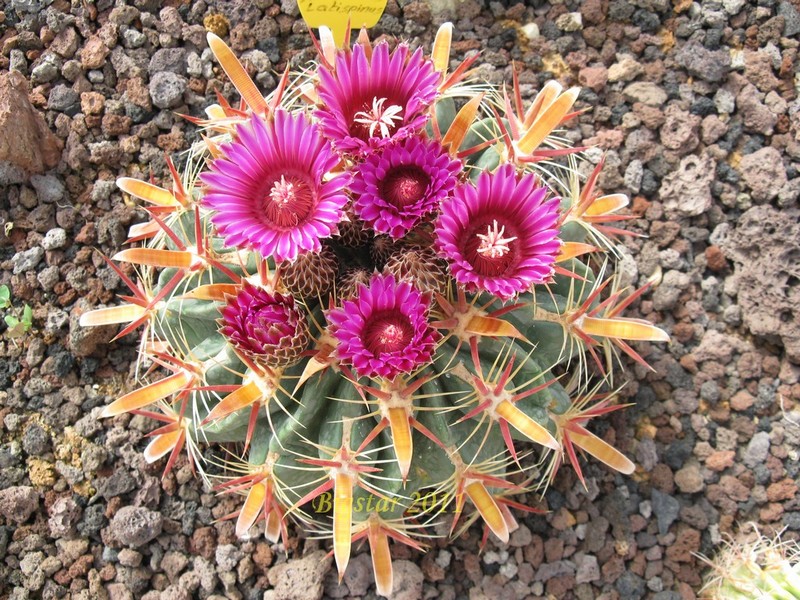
[0,0,799,598]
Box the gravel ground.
[0,0,799,599]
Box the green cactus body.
[80,26,670,596]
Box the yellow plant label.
[298,0,387,46]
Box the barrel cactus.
[81,25,668,595]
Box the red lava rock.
[705,450,735,472]
[730,390,755,412]
[665,527,701,563]
[80,35,109,69]
[421,552,445,582]
[760,502,784,521]
[524,535,544,568]
[189,526,216,560]
[704,245,728,272]
[766,478,798,502]
[601,556,624,583]
[101,114,132,136]
[68,554,94,578]
[546,574,575,597]
[0,71,63,175]
[252,542,272,574]
[650,463,676,494]
[578,65,608,91]
[81,91,105,115]
[544,537,564,562]
[673,322,695,343]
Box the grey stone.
[623,82,667,106]
[41,227,67,250]
[148,48,188,75]
[267,550,332,600]
[739,147,787,203]
[617,572,646,599]
[389,561,423,600]
[12,247,44,274]
[651,489,680,535]
[215,544,243,571]
[30,173,65,204]
[535,561,576,582]
[47,84,79,113]
[744,431,770,468]
[778,1,800,36]
[22,423,50,455]
[0,486,39,523]
[31,58,60,84]
[48,495,82,537]
[675,41,731,83]
[110,506,164,548]
[149,72,187,109]
[575,554,600,584]
[660,153,716,217]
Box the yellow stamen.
[568,428,635,474]
[495,400,559,450]
[579,316,670,342]
[516,86,580,155]
[432,22,452,74]
[265,509,282,543]
[143,429,182,463]
[387,407,412,480]
[236,480,267,537]
[112,248,195,269]
[102,370,194,417]
[465,480,508,543]
[333,472,353,578]
[116,178,181,207]
[369,521,393,597]
[79,304,147,327]
[442,93,484,155]
[584,193,629,217]
[207,33,269,115]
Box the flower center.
[363,311,414,355]
[380,165,431,209]
[262,175,315,228]
[476,220,517,259]
[463,218,518,277]
[352,97,403,140]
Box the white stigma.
[354,97,403,139]
[270,175,295,206]
[476,220,517,259]
[379,323,405,345]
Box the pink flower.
[327,274,439,380]
[219,282,310,367]
[201,110,349,262]
[315,42,440,156]
[435,164,562,299]
[350,136,462,239]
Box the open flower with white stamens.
[314,41,440,156]
[435,164,562,299]
[201,110,350,263]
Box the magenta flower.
[327,274,439,380]
[435,164,562,299]
[350,136,462,239]
[219,282,310,368]
[201,110,349,263]
[315,42,440,156]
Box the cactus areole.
[81,25,669,596]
